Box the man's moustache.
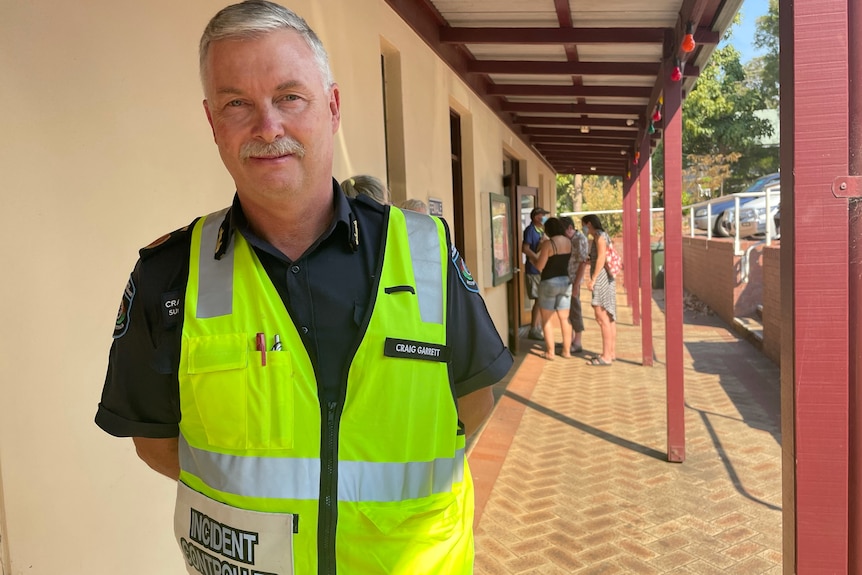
[240,138,306,160]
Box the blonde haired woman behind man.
[341,175,390,205]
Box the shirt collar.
[213,178,358,261]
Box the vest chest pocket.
[186,334,295,451]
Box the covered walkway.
[468,288,782,574]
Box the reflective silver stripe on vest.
[180,436,463,502]
[402,210,444,325]
[338,450,465,502]
[197,208,234,318]
[179,435,321,500]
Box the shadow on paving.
[684,339,781,445]
[655,288,781,444]
[502,388,668,461]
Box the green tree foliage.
[682,44,772,161]
[652,22,779,195]
[749,0,779,108]
[556,174,579,213]
[556,175,623,237]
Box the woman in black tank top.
[533,217,574,359]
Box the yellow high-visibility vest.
[174,206,473,575]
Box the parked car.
[693,173,780,237]
[693,194,754,236]
[732,185,781,238]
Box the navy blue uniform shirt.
[96,181,513,438]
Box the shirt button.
[291,265,300,274]
[301,326,309,334]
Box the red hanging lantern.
[652,108,662,122]
[671,64,682,82]
[681,22,696,53]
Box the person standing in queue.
[522,206,549,340]
[560,216,589,354]
[533,217,573,360]
[582,213,617,366]
[94,2,513,574]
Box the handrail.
[741,239,767,283]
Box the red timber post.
[663,64,685,463]
[848,0,862,567]
[624,174,640,324]
[781,0,850,570]
[638,135,654,366]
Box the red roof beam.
[487,84,653,98]
[500,102,643,115]
[545,156,628,165]
[531,138,638,147]
[545,154,628,165]
[547,150,629,158]
[522,126,656,139]
[468,60,699,77]
[440,27,666,44]
[553,168,627,175]
[439,27,720,45]
[515,116,655,129]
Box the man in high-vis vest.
[95,1,513,574]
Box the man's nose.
[253,104,285,142]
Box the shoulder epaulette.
[138,218,199,260]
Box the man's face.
[203,29,340,201]
[564,225,574,239]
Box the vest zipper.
[319,401,339,575]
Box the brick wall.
[682,237,738,325]
[682,237,780,365]
[761,244,781,364]
[735,244,764,318]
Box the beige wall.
[0,1,554,573]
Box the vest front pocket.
[357,491,459,540]
[186,334,295,451]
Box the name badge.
[384,338,450,362]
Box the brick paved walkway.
[467,288,782,574]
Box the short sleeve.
[95,228,193,438]
[445,228,514,397]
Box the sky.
[728,0,771,63]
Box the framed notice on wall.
[428,197,443,216]
[489,193,513,286]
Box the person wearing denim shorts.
[533,217,573,359]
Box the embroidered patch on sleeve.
[113,277,136,339]
[451,246,479,293]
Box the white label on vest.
[383,338,450,362]
[174,481,294,575]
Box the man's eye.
[280,94,300,102]
[227,100,244,107]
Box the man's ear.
[203,100,217,142]
[329,84,341,133]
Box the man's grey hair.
[199,0,334,90]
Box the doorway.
[503,158,538,351]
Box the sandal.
[541,352,555,361]
[586,356,612,366]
